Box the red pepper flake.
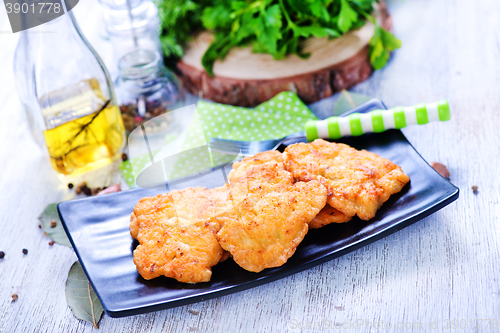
[50,220,57,228]
[49,241,55,246]
[12,294,18,302]
[472,185,478,193]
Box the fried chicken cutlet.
[131,186,233,283]
[229,150,351,229]
[217,151,327,272]
[283,139,410,221]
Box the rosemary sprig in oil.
[50,99,111,161]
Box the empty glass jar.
[99,0,162,64]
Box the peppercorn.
[38,224,42,229]
[83,186,91,196]
[0,251,5,259]
[430,162,450,179]
[12,294,18,302]
[22,249,28,255]
[50,220,57,228]
[49,241,55,246]
[121,153,128,161]
[68,183,74,189]
[75,182,88,195]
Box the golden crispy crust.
[230,150,283,171]
[130,212,139,239]
[309,205,352,229]
[131,186,233,283]
[283,139,410,220]
[230,150,349,229]
[219,152,327,272]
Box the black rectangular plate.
[58,99,459,318]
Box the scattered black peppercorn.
[22,249,28,255]
[0,251,5,259]
[49,241,55,246]
[472,185,478,193]
[121,153,128,161]
[12,294,18,302]
[83,187,91,196]
[50,220,57,228]
[38,224,42,229]
[68,183,74,189]
[75,181,110,196]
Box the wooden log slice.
[177,1,392,107]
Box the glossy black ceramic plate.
[58,99,459,318]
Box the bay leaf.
[66,261,104,329]
[334,90,372,116]
[38,203,71,247]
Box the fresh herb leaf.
[254,4,283,56]
[294,25,340,38]
[338,0,358,33]
[202,2,232,30]
[157,0,203,58]
[369,25,401,69]
[381,26,402,51]
[201,34,234,76]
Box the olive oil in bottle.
[41,79,125,176]
[13,10,125,182]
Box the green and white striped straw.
[305,100,451,141]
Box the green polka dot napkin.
[120,91,317,187]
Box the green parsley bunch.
[157,0,401,76]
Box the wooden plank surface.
[1,0,500,332]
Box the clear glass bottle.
[114,49,184,134]
[13,10,125,179]
[99,0,162,64]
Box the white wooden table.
[1,1,499,332]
